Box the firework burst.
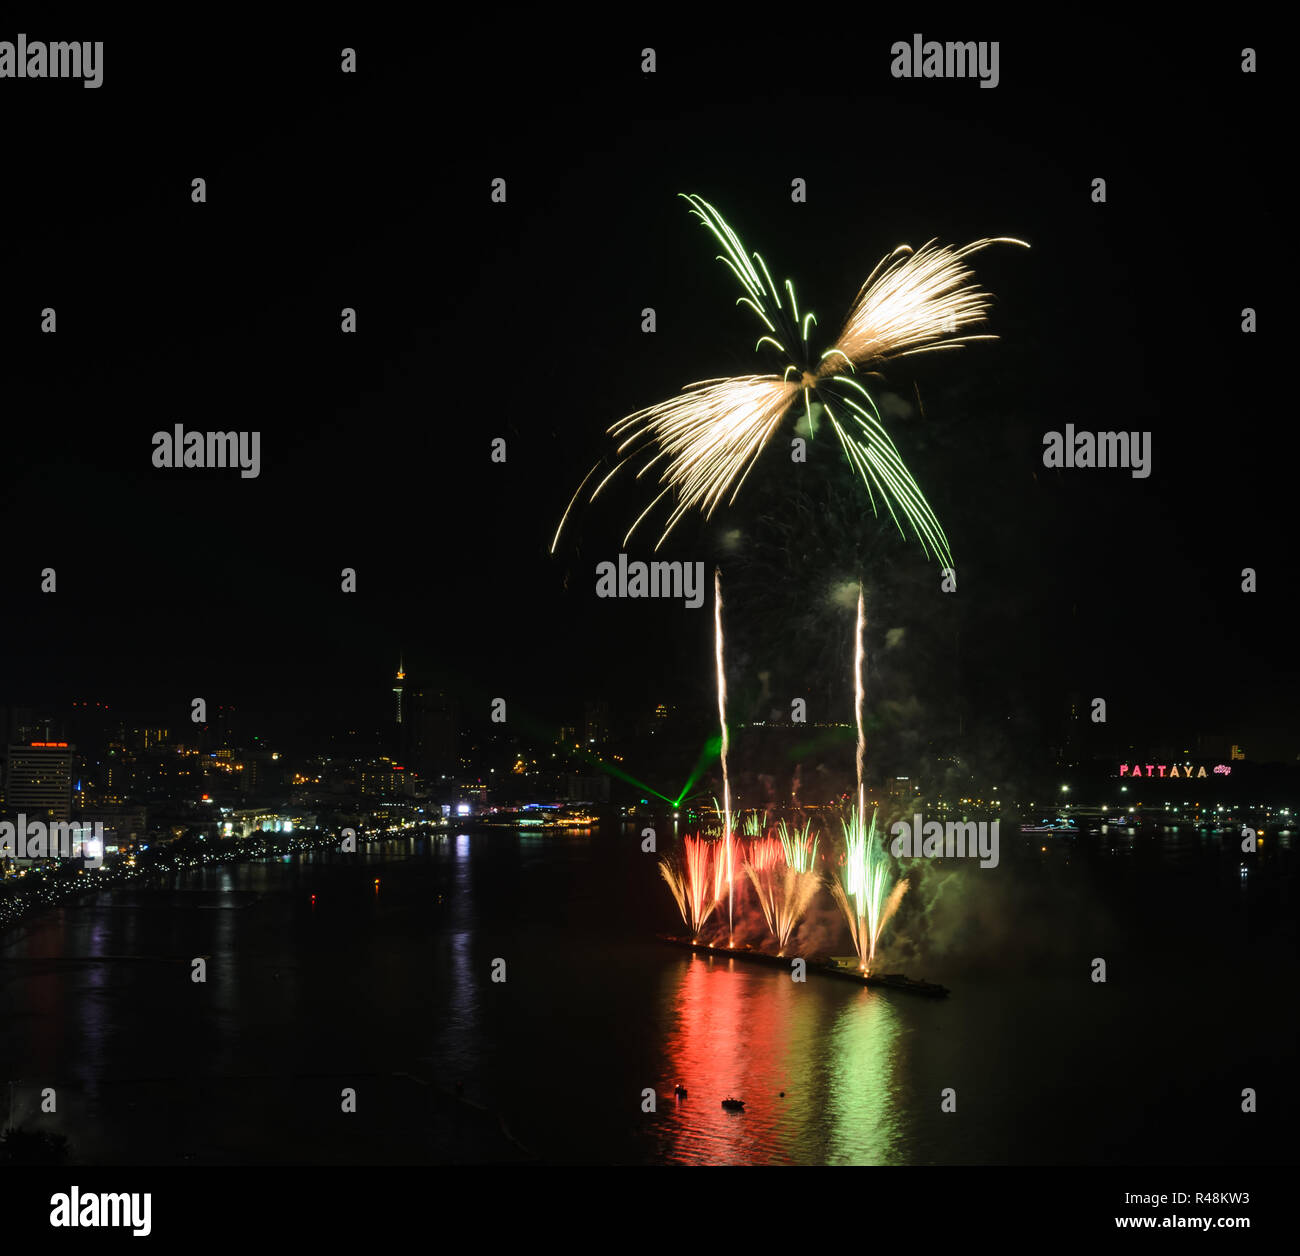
[659,835,717,939]
[745,859,821,955]
[553,194,1026,562]
[831,585,908,971]
[832,796,909,973]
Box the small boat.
[674,1083,687,1099]
[721,1097,745,1112]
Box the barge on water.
[656,934,950,998]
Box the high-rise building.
[405,687,459,783]
[1195,732,1229,761]
[211,704,237,750]
[584,700,610,746]
[360,759,405,797]
[5,742,75,822]
[5,706,62,746]
[1054,692,1081,767]
[67,700,115,755]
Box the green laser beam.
[672,735,723,806]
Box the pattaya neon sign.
[1118,763,1231,779]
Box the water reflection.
[655,954,902,1164]
[824,990,902,1164]
[433,835,479,1073]
[0,823,1286,1165]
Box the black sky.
[0,23,1289,762]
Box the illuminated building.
[5,741,75,822]
[360,759,405,797]
[229,810,317,839]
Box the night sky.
[0,24,1288,764]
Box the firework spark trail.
[833,803,903,971]
[745,848,781,939]
[854,586,866,796]
[551,195,1026,559]
[878,878,910,941]
[607,377,799,545]
[712,834,729,909]
[821,236,1027,371]
[832,587,908,973]
[714,568,735,939]
[855,805,910,967]
[746,835,783,871]
[659,836,716,939]
[741,810,770,838]
[777,818,818,872]
[745,862,821,954]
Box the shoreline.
[0,829,357,941]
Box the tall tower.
[393,655,406,728]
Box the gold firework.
[553,195,1026,561]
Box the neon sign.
[1118,763,1230,779]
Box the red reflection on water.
[659,954,804,1164]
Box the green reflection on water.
[824,990,903,1165]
